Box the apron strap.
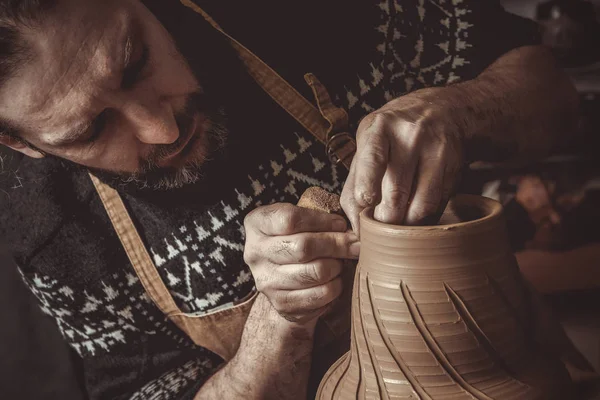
[91,173,258,361]
[89,174,182,317]
[180,0,356,169]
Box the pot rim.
[360,194,504,236]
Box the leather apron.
[88,0,357,387]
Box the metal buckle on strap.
[326,132,355,165]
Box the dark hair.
[0,0,55,138]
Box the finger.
[263,231,360,265]
[405,156,447,226]
[279,304,331,325]
[373,139,417,224]
[353,113,391,209]
[274,277,343,316]
[260,259,343,291]
[244,203,347,237]
[340,157,362,235]
[438,157,461,219]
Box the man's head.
[0,0,229,190]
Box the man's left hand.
[341,87,465,231]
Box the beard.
[87,92,229,191]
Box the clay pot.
[317,194,574,399]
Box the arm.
[341,45,579,228]
[452,45,579,163]
[196,204,358,399]
[195,294,315,399]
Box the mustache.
[143,91,209,168]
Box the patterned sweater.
[0,1,539,399]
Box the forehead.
[0,0,134,138]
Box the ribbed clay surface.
[317,195,573,399]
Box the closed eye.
[82,110,109,143]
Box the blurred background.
[1,0,599,399]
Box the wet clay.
[317,194,575,399]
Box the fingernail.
[360,192,375,207]
[350,241,361,258]
[333,218,347,232]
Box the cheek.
[56,136,143,173]
[78,114,154,173]
[142,14,198,98]
[150,52,198,101]
[97,138,144,172]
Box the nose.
[123,99,179,145]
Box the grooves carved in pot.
[317,195,574,399]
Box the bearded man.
[0,0,578,399]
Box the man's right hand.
[243,203,359,324]
[198,205,358,400]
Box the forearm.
[195,294,315,399]
[449,46,579,162]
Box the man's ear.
[0,135,45,158]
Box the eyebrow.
[51,19,138,147]
[122,32,135,76]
